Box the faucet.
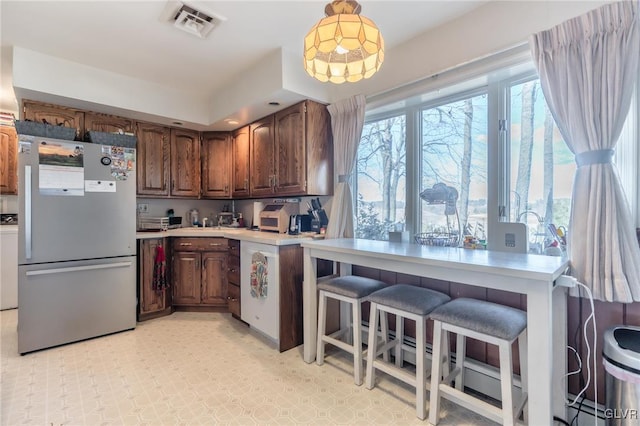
[202,217,208,228]
[517,210,544,224]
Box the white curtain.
[529,1,640,302]
[325,95,366,239]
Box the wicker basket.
[85,131,137,148]
[14,120,77,140]
[414,232,459,247]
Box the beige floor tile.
[1,309,499,425]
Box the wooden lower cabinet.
[227,239,241,318]
[172,237,228,308]
[0,126,18,195]
[137,238,172,321]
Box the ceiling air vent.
[162,2,226,39]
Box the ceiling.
[1,1,487,130]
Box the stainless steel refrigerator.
[17,135,137,354]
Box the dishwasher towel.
[152,245,168,292]
[250,252,268,299]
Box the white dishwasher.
[240,241,280,343]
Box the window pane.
[355,115,406,240]
[509,80,574,254]
[420,94,488,246]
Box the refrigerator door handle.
[25,261,133,277]
[24,165,32,260]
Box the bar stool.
[316,275,386,385]
[428,298,528,426]
[364,284,451,420]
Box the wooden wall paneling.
[624,302,640,325]
[352,265,381,281]
[278,245,304,352]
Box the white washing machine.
[240,241,280,343]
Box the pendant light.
[303,0,384,84]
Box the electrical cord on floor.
[554,416,572,426]
[567,282,597,426]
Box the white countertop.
[136,227,319,246]
[301,238,569,282]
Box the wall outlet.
[137,203,148,213]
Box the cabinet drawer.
[228,239,240,256]
[228,283,240,317]
[173,237,227,252]
[228,259,240,285]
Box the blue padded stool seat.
[317,275,386,298]
[429,297,529,426]
[365,284,451,420]
[367,284,451,316]
[429,297,526,340]
[316,275,387,386]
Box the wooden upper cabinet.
[249,116,276,197]
[170,128,200,197]
[0,126,18,195]
[300,100,333,195]
[231,126,250,198]
[201,132,231,198]
[136,122,170,196]
[274,103,306,195]
[84,112,134,135]
[22,100,84,140]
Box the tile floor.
[1,309,497,425]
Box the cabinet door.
[84,112,134,134]
[274,102,306,195]
[201,132,231,198]
[250,116,276,197]
[201,251,228,306]
[304,100,333,195]
[139,238,168,317]
[22,100,84,140]
[172,251,201,305]
[231,126,250,198]
[0,126,17,195]
[170,128,201,197]
[136,122,170,196]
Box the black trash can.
[603,325,640,425]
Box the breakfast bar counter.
[301,238,569,425]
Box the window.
[355,114,406,240]
[355,55,639,252]
[420,92,488,246]
[508,79,574,252]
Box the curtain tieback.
[575,149,614,167]
[338,174,352,183]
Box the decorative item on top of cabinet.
[227,239,241,319]
[170,128,201,198]
[201,132,231,198]
[138,238,172,321]
[136,122,171,196]
[172,237,229,309]
[0,126,18,195]
[84,112,134,135]
[231,126,250,198]
[22,100,84,140]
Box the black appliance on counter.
[288,214,311,235]
[0,213,18,225]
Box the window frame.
[356,55,640,243]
